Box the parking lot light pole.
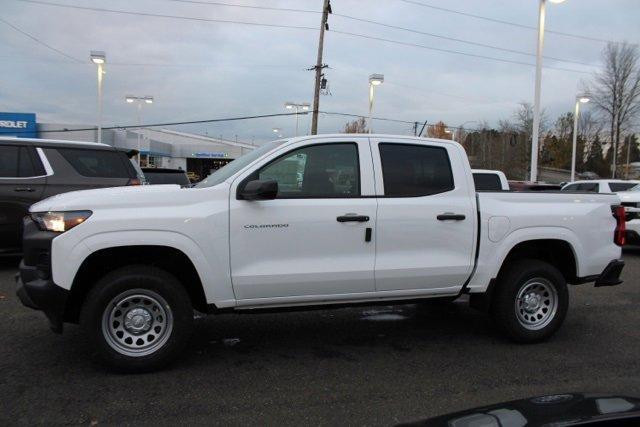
[285,102,311,136]
[368,74,384,134]
[530,0,566,182]
[125,95,154,165]
[571,95,590,181]
[90,51,106,144]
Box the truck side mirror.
[238,179,278,200]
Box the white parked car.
[472,169,509,191]
[17,134,626,371]
[561,179,640,193]
[616,184,640,245]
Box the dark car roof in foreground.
[399,393,640,427]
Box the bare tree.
[513,102,548,137]
[343,117,368,133]
[584,42,640,177]
[578,110,605,170]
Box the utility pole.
[311,0,331,135]
[626,134,635,179]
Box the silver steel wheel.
[515,278,558,331]
[101,289,173,357]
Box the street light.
[284,102,310,137]
[530,0,565,182]
[570,95,589,181]
[90,51,106,144]
[125,95,154,165]
[368,74,384,134]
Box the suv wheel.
[80,265,193,372]
[491,259,568,343]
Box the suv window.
[379,143,454,197]
[473,173,503,191]
[0,145,40,177]
[57,148,132,178]
[256,143,360,198]
[0,145,19,177]
[609,182,637,192]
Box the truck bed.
[465,191,621,293]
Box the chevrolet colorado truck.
[16,134,626,372]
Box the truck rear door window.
[379,143,454,197]
[56,148,132,178]
[609,182,636,192]
[562,184,580,192]
[473,173,502,191]
[578,183,599,192]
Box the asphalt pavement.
[1,251,639,426]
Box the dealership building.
[0,112,255,179]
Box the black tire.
[490,259,568,343]
[80,265,193,373]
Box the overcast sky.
[1,0,639,143]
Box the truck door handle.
[337,214,370,223]
[437,213,466,221]
[14,187,35,192]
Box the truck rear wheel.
[491,259,568,343]
[80,265,193,373]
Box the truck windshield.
[196,139,287,188]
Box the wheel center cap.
[124,308,152,333]
[523,293,541,312]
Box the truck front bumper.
[15,217,68,333]
[16,265,68,333]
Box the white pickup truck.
[17,134,626,372]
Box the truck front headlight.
[31,211,92,233]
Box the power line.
[320,111,417,125]
[158,0,320,14]
[0,112,307,134]
[162,0,595,66]
[330,30,592,74]
[10,0,594,73]
[0,16,81,62]
[332,13,594,67]
[14,0,318,31]
[0,111,423,135]
[383,81,514,105]
[397,0,632,46]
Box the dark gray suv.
[0,137,140,255]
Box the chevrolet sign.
[0,112,37,138]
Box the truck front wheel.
[491,259,568,343]
[80,265,193,372]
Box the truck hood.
[30,184,225,212]
[617,191,640,204]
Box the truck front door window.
[257,143,360,198]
